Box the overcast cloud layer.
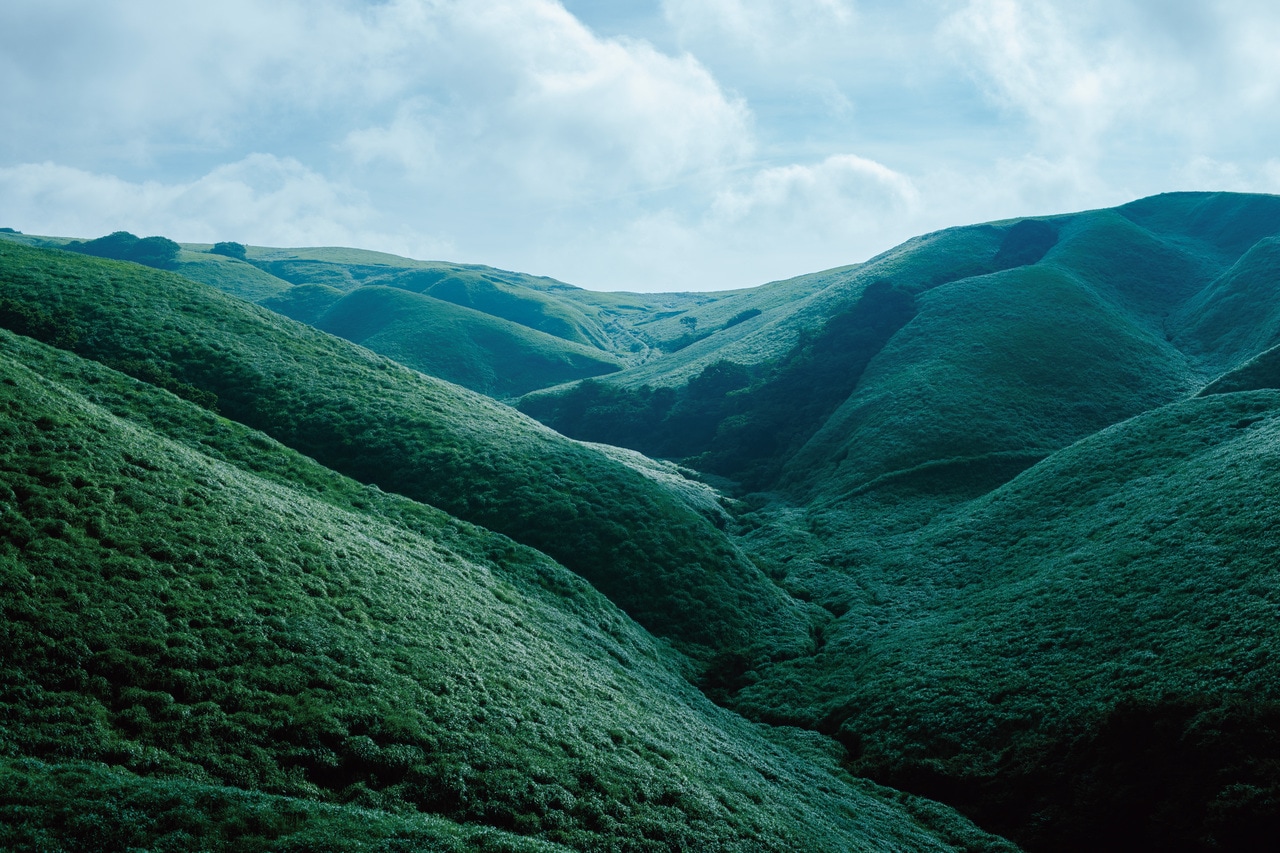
[3,0,1279,291]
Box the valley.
[4,190,1280,850]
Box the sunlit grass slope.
[0,241,807,664]
[781,222,1201,500]
[245,249,623,351]
[0,329,1009,852]
[302,285,622,398]
[734,389,1280,850]
[173,248,295,303]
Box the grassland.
[0,240,809,666]
[6,191,1280,850]
[0,328,1011,851]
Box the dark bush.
[211,242,248,261]
[65,231,180,269]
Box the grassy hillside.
[729,389,1280,850]
[245,249,624,351]
[0,240,808,666]
[298,285,622,398]
[522,194,1278,500]
[1176,237,1280,373]
[0,328,1008,852]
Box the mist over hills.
[4,191,1280,850]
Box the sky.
[2,1,1279,291]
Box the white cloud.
[338,1,753,201]
[661,0,856,58]
[940,0,1280,155]
[0,156,448,255]
[712,154,917,232]
[4,0,1280,292]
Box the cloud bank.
[2,0,1279,290]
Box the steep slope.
[1176,236,1280,373]
[303,285,621,398]
[731,388,1280,850]
[0,328,1009,852]
[523,194,1280,501]
[246,249,625,351]
[0,241,808,666]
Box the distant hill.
[521,193,1280,500]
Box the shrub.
[211,242,248,261]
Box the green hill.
[8,191,1280,850]
[0,240,807,666]
[0,328,1006,852]
[278,285,623,398]
[521,194,1278,499]
[731,389,1280,850]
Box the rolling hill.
[5,190,1280,850]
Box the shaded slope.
[524,208,1214,496]
[525,195,1280,503]
[0,330,1007,852]
[783,253,1196,500]
[734,389,1280,850]
[1199,339,1280,396]
[1176,236,1280,373]
[307,286,622,398]
[0,241,808,664]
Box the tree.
[64,231,180,269]
[210,241,247,261]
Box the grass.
[732,390,1280,849]
[0,326,1008,852]
[8,191,1280,850]
[300,285,622,399]
[0,240,808,666]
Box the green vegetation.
[0,240,807,664]
[732,391,1280,850]
[0,327,1004,852]
[65,231,181,270]
[287,285,623,398]
[210,241,248,260]
[7,191,1280,850]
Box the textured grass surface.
[734,390,1280,849]
[0,329,1008,851]
[303,285,622,398]
[0,241,807,664]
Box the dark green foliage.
[0,240,808,664]
[0,328,1000,852]
[870,696,1280,852]
[1200,341,1280,396]
[722,308,762,329]
[990,219,1058,269]
[210,241,248,261]
[734,390,1280,851]
[0,295,80,349]
[0,759,565,852]
[99,356,220,411]
[0,227,19,234]
[66,231,181,269]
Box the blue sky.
[3,0,1279,291]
